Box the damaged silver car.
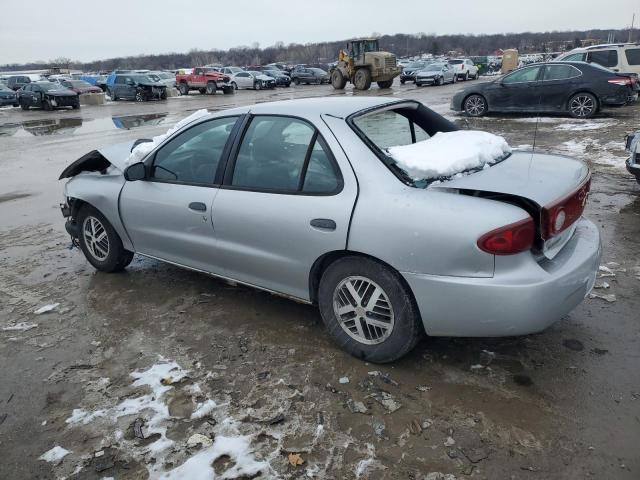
[59,97,601,362]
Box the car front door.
[488,65,543,112]
[211,115,358,300]
[539,64,582,111]
[119,116,240,272]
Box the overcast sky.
[1,0,637,64]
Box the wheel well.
[308,250,419,311]
[68,197,88,220]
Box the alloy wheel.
[465,95,486,116]
[569,95,595,117]
[333,276,395,345]
[82,216,110,261]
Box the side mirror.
[124,162,146,181]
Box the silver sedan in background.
[58,97,601,363]
[230,71,276,90]
[416,62,457,86]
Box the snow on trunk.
[387,130,511,180]
[126,109,210,166]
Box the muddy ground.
[0,79,639,480]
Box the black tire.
[255,81,262,90]
[318,256,423,363]
[223,86,234,94]
[76,205,133,273]
[463,94,487,117]
[354,68,372,90]
[400,79,406,84]
[331,69,347,89]
[293,78,300,85]
[464,71,469,81]
[160,91,167,100]
[135,91,145,102]
[206,81,217,95]
[43,99,53,111]
[72,102,80,110]
[110,89,118,101]
[635,174,640,185]
[20,100,29,111]
[452,74,457,84]
[568,92,597,119]
[231,82,238,90]
[436,76,444,86]
[179,83,189,95]
[377,79,393,89]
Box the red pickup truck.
[175,67,234,95]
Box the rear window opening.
[349,101,511,187]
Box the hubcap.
[333,276,394,345]
[465,96,485,115]
[82,216,109,261]
[570,95,594,117]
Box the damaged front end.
[625,130,640,184]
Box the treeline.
[1,28,635,72]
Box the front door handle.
[310,218,336,231]
[188,202,207,212]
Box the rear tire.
[76,205,133,273]
[43,100,52,111]
[568,92,597,119]
[294,78,300,85]
[354,68,372,90]
[206,81,217,95]
[179,83,189,95]
[331,69,347,89]
[318,256,423,363]
[20,100,29,110]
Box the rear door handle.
[189,202,207,212]
[310,218,336,231]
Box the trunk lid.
[429,151,589,207]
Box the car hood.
[47,89,78,96]
[59,140,137,179]
[429,151,589,207]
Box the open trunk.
[430,151,591,256]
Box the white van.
[556,43,640,74]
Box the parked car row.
[401,58,479,86]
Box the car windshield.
[39,83,66,91]
[310,68,326,74]
[69,80,91,87]
[147,74,161,81]
[157,72,173,79]
[248,71,262,76]
[407,62,424,68]
[448,60,464,64]
[425,64,445,71]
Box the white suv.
[557,43,640,74]
[448,59,479,80]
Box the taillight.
[540,175,591,240]
[477,217,535,255]
[608,77,632,86]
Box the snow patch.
[388,130,511,180]
[39,446,70,462]
[126,109,210,166]
[2,322,38,331]
[191,399,217,419]
[34,303,60,314]
[556,121,615,131]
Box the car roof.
[219,97,402,118]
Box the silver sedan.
[59,97,601,363]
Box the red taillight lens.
[477,217,535,255]
[608,77,632,86]
[540,175,591,240]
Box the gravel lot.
[1,79,639,479]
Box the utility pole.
[630,13,636,43]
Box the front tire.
[206,81,217,95]
[463,94,487,117]
[568,93,597,118]
[77,205,133,272]
[377,79,393,89]
[135,91,145,102]
[179,83,189,95]
[294,78,300,85]
[331,69,347,89]
[20,100,29,110]
[318,256,423,363]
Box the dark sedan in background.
[263,69,291,87]
[291,67,329,85]
[0,85,19,107]
[17,82,79,110]
[56,79,103,95]
[400,61,431,84]
[452,61,639,118]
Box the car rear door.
[119,116,240,272]
[211,114,358,300]
[539,64,583,111]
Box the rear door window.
[231,116,340,193]
[587,50,618,68]
[625,48,640,65]
[543,64,581,80]
[353,110,430,150]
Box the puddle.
[0,112,168,137]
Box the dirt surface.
[1,79,639,480]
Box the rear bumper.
[402,218,602,337]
